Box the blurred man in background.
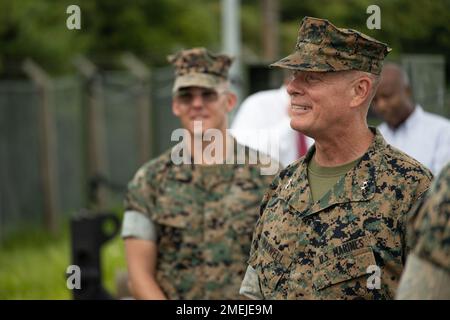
[121,47,277,299]
[372,63,450,175]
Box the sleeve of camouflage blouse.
[123,165,156,219]
[396,253,450,299]
[412,163,450,273]
[239,265,264,300]
[403,169,434,262]
[121,210,158,241]
[403,191,428,262]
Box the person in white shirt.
[372,63,450,175]
[230,80,314,167]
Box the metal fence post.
[121,53,153,163]
[73,56,109,210]
[22,59,60,234]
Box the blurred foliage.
[0,0,449,75]
[0,0,221,76]
[280,0,450,63]
[0,216,126,299]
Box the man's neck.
[313,125,374,167]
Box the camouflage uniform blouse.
[124,143,276,299]
[409,161,450,273]
[248,128,432,299]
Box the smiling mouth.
[190,115,209,120]
[291,105,311,111]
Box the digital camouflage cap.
[168,47,233,93]
[271,16,391,75]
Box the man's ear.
[225,92,237,112]
[172,100,181,117]
[350,76,371,108]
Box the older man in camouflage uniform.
[397,162,450,299]
[240,17,432,300]
[122,48,278,299]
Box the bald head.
[372,63,414,129]
[382,63,410,87]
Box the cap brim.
[173,73,225,93]
[270,50,341,72]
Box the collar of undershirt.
[308,153,362,177]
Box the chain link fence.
[0,66,175,240]
[0,80,43,237]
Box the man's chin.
[290,119,309,133]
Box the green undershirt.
[307,155,361,203]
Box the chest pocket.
[154,216,189,253]
[153,190,201,249]
[312,240,384,299]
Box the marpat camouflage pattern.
[124,142,277,299]
[248,128,432,299]
[271,16,391,75]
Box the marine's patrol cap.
[168,47,233,93]
[271,17,391,75]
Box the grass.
[0,215,127,300]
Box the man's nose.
[191,94,205,108]
[286,77,305,97]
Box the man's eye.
[305,74,319,82]
[177,93,192,101]
[202,91,218,100]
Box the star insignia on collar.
[361,180,369,191]
[285,178,292,189]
